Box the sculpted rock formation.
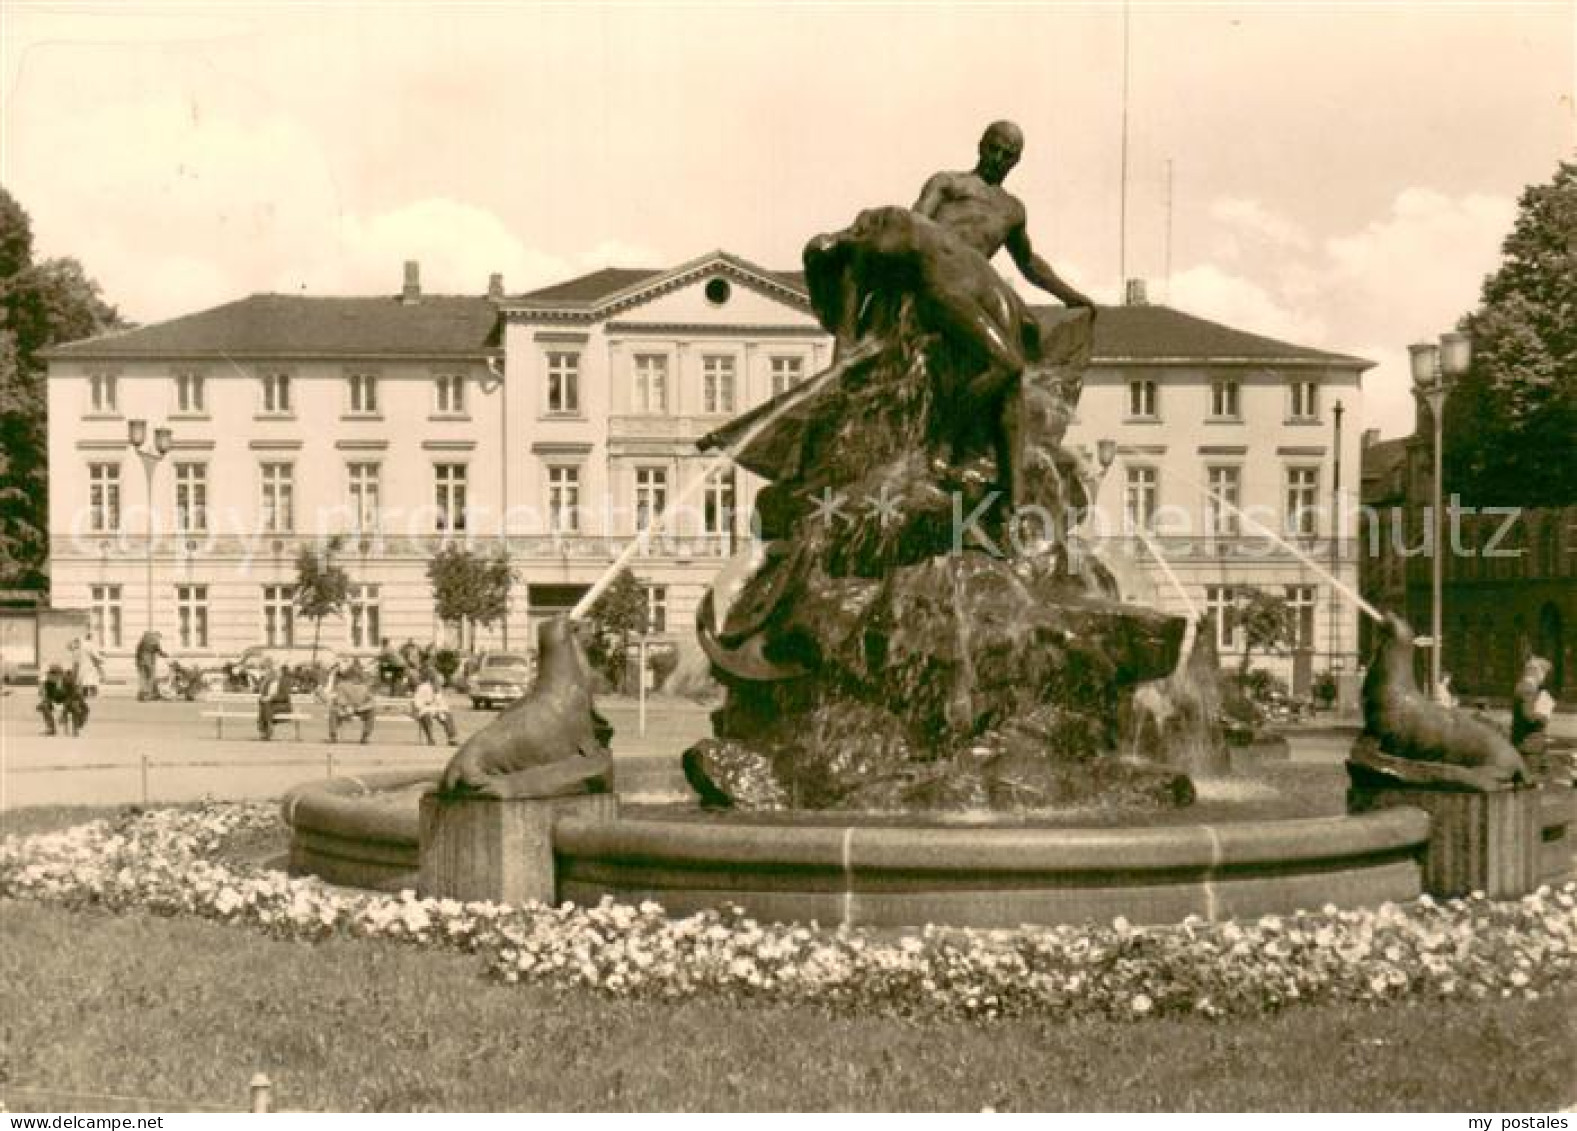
[1347,612,1529,792]
[438,617,614,800]
[682,123,1195,812]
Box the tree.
[0,188,124,590]
[294,536,352,663]
[1444,160,1577,507]
[585,568,648,689]
[1232,588,1296,677]
[426,544,514,650]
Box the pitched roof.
[509,251,808,313]
[1360,435,1412,503]
[43,294,502,361]
[1035,304,1372,368]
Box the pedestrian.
[61,667,90,735]
[37,665,68,735]
[1512,655,1556,761]
[257,661,293,741]
[377,637,405,695]
[1433,671,1458,709]
[413,666,459,746]
[135,630,166,701]
[72,632,104,698]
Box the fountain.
[282,122,1570,924]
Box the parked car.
[469,652,534,709]
[220,645,340,694]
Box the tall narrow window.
[633,354,669,413]
[434,463,468,532]
[1205,585,1241,653]
[260,463,294,533]
[174,462,208,533]
[90,584,122,648]
[547,465,581,534]
[1124,466,1159,532]
[434,373,466,415]
[262,585,294,647]
[644,585,669,634]
[1206,465,1241,537]
[347,372,379,415]
[1285,466,1320,537]
[1127,378,1158,419]
[176,584,209,649]
[635,467,668,533]
[1210,379,1241,419]
[348,584,381,649]
[89,373,118,414]
[704,470,737,548]
[546,352,580,414]
[1289,381,1320,421]
[88,463,121,533]
[175,372,206,413]
[347,463,381,533]
[261,372,292,414]
[702,355,736,414]
[770,355,805,398]
[1285,584,1317,650]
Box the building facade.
[45,255,1369,690]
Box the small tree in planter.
[427,544,515,652]
[1233,589,1297,681]
[586,568,649,692]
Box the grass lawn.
[2,902,1573,1112]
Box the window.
[702,355,736,414]
[434,463,468,532]
[770,355,805,398]
[704,470,737,544]
[174,462,208,534]
[260,463,294,533]
[348,584,380,649]
[635,467,668,533]
[90,584,122,648]
[1285,466,1320,537]
[176,584,209,649]
[347,372,379,415]
[348,463,380,533]
[1124,466,1159,532]
[434,373,466,415]
[547,465,581,534]
[262,585,294,647]
[1286,584,1317,650]
[1210,379,1241,419]
[644,585,668,634]
[1205,585,1242,653]
[1289,380,1320,421]
[632,354,669,413]
[174,372,206,414]
[89,373,118,414]
[88,463,121,533]
[1127,378,1158,419]
[546,352,580,414]
[261,372,292,414]
[1206,465,1241,537]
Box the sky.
[2,1,1573,437]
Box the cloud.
[1210,197,1313,252]
[1167,262,1327,345]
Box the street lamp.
[127,418,173,638]
[1409,331,1472,697]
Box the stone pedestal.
[418,791,618,906]
[1348,782,1542,899]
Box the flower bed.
[3,803,1574,1021]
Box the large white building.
[44,255,1369,690]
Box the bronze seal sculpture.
[1348,612,1528,791]
[438,617,614,800]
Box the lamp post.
[1329,399,1344,670]
[127,419,173,635]
[1409,331,1472,697]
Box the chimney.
[1362,427,1380,450]
[487,273,504,300]
[401,260,421,305]
[1124,278,1148,306]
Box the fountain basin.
[278,772,1576,925]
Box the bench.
[316,694,423,743]
[201,690,312,741]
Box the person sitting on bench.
[324,657,376,744]
[413,666,459,746]
[257,662,293,741]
